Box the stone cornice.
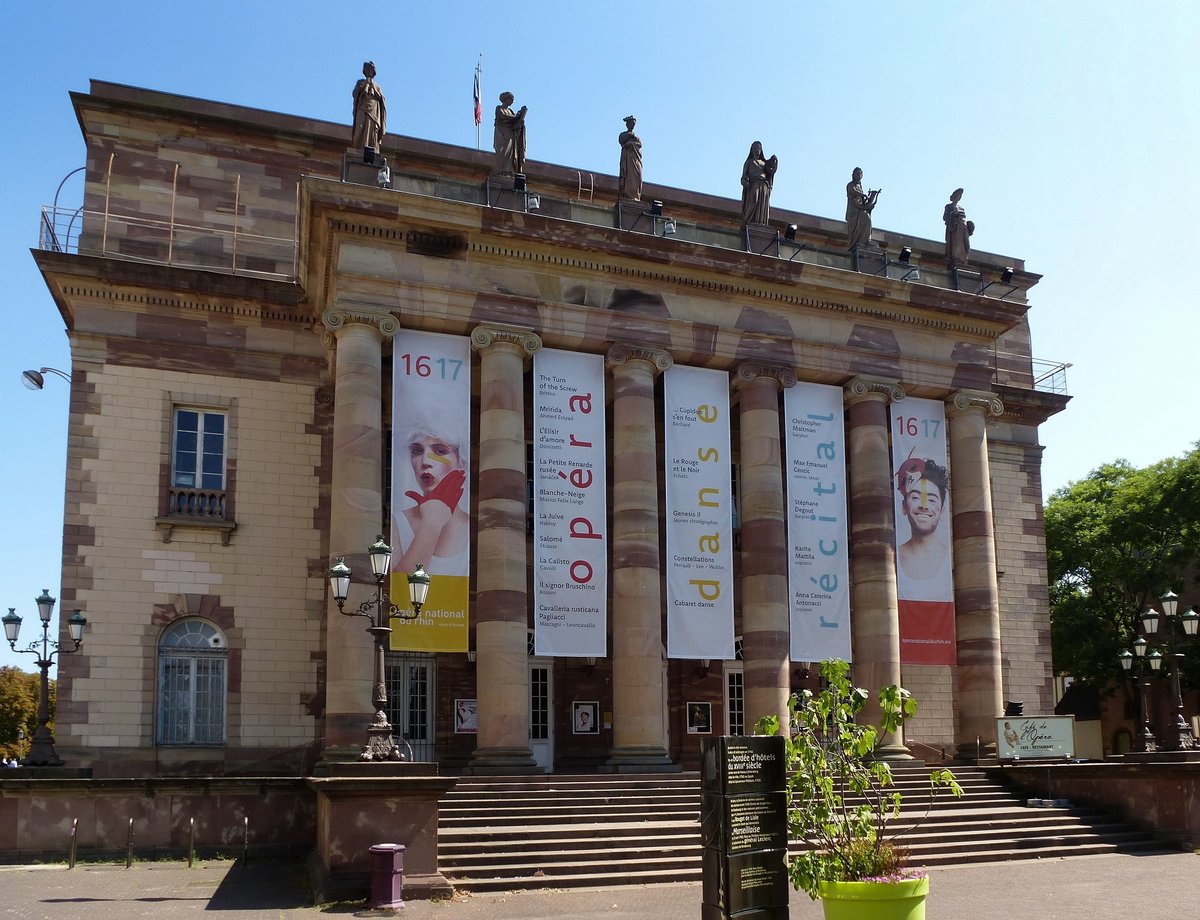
[947,389,1005,418]
[735,362,796,390]
[470,324,542,358]
[606,344,673,374]
[845,376,906,405]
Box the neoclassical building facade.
[35,80,1067,776]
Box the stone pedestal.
[307,763,455,903]
[341,152,391,189]
[742,223,778,255]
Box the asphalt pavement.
[0,850,1196,919]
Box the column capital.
[321,305,400,339]
[605,343,673,374]
[470,324,542,358]
[947,389,1004,418]
[734,362,796,391]
[845,375,905,405]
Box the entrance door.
[385,652,436,762]
[529,658,554,771]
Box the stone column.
[468,324,541,773]
[605,344,675,770]
[844,376,911,759]
[321,306,399,755]
[946,389,1006,762]
[735,363,795,734]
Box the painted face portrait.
[409,437,464,495]
[902,477,945,536]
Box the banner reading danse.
[891,397,956,665]
[533,349,607,657]
[390,331,471,653]
[784,382,852,663]
[664,365,735,660]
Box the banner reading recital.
[664,365,735,660]
[533,349,608,657]
[784,382,852,663]
[891,397,956,665]
[389,331,471,652]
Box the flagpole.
[475,54,483,150]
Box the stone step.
[438,769,1162,892]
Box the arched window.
[157,619,227,745]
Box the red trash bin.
[368,843,406,909]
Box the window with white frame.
[157,619,227,745]
[172,408,226,490]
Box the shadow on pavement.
[205,860,317,911]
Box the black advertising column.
[700,735,789,920]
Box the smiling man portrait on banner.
[891,397,956,664]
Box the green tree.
[0,666,51,761]
[1046,446,1200,689]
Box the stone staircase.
[437,766,1167,892]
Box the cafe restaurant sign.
[995,716,1075,760]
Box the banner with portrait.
[532,349,608,657]
[389,331,471,652]
[891,397,956,665]
[784,382,852,663]
[664,365,735,660]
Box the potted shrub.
[756,658,961,920]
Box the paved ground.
[0,851,1197,919]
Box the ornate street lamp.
[3,589,88,766]
[328,536,431,762]
[1118,638,1161,753]
[1140,590,1199,752]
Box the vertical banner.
[784,383,852,663]
[891,397,956,665]
[389,331,471,652]
[532,349,608,657]
[664,365,735,660]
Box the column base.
[464,746,542,775]
[601,746,681,773]
[953,741,997,764]
[872,742,917,762]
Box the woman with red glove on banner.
[391,422,469,577]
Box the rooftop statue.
[845,167,880,250]
[492,92,528,177]
[944,187,975,270]
[740,141,778,226]
[618,116,643,201]
[350,61,387,156]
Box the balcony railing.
[39,205,297,282]
[166,487,229,521]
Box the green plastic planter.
[818,876,930,920]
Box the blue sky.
[1,1,1197,671]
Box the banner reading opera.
[784,382,852,663]
[891,397,956,665]
[389,331,470,653]
[664,365,735,660]
[532,349,607,657]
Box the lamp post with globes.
[2,590,88,767]
[328,535,431,762]
[1139,590,1199,752]
[1118,637,1163,753]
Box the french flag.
[473,71,482,126]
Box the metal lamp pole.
[328,535,431,762]
[1119,639,1162,753]
[2,590,88,767]
[1140,591,1199,752]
